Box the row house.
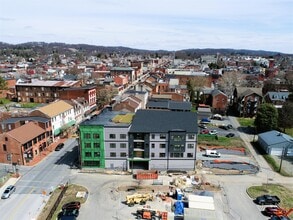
[16,78,80,103]
[233,87,263,117]
[110,67,135,82]
[0,122,48,165]
[29,100,75,138]
[112,95,142,112]
[201,88,228,115]
[263,91,290,109]
[59,85,97,111]
[78,109,198,171]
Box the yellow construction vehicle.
[125,193,154,207]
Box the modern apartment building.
[129,110,198,170]
[79,109,198,171]
[79,110,133,169]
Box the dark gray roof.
[258,130,293,146]
[129,109,197,133]
[1,116,50,124]
[265,91,290,101]
[80,109,131,127]
[147,100,191,111]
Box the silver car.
[1,185,16,199]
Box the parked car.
[255,194,281,205]
[204,149,221,158]
[211,114,223,120]
[219,124,233,130]
[1,185,16,199]
[226,133,235,138]
[62,201,81,211]
[55,143,64,151]
[270,216,291,220]
[58,208,79,220]
[200,129,210,134]
[200,118,211,124]
[264,206,286,216]
[198,124,207,129]
[209,130,218,135]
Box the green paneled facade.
[79,125,105,168]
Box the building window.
[84,133,91,139]
[93,143,100,148]
[109,134,116,139]
[120,143,126,148]
[110,143,116,148]
[188,134,195,139]
[187,153,193,158]
[151,153,155,157]
[83,160,100,166]
[151,134,155,139]
[159,153,166,158]
[3,144,7,151]
[120,134,127,139]
[151,144,155,148]
[85,143,91,148]
[170,153,184,158]
[171,135,184,141]
[187,144,194,149]
[120,152,127,157]
[5,137,8,141]
[159,144,166,149]
[171,144,185,152]
[93,133,100,139]
[110,152,116,157]
[94,152,100,157]
[160,134,166,139]
[85,152,92,157]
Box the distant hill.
[0,41,290,58]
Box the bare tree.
[218,71,241,100]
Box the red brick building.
[0,122,48,165]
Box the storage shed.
[258,130,293,156]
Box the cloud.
[0,0,292,53]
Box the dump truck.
[136,207,168,220]
[126,193,154,207]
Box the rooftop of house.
[129,109,197,133]
[16,78,79,87]
[110,67,134,71]
[0,116,50,124]
[33,100,73,118]
[258,130,293,146]
[6,121,45,144]
[265,91,290,100]
[146,99,192,111]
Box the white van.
[204,149,221,158]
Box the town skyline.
[0,0,292,54]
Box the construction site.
[109,170,223,220]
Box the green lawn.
[247,184,293,218]
[237,117,255,127]
[198,135,244,147]
[0,98,11,105]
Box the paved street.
[0,117,292,220]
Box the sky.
[0,0,292,53]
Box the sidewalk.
[26,138,66,166]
